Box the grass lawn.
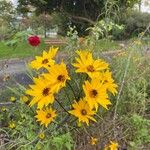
[0,39,121,59]
[0,37,149,59]
[0,40,47,59]
[94,39,120,51]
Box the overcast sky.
[11,0,18,6]
[141,0,150,13]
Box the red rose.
[28,36,40,47]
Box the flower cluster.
[70,50,117,125]
[25,47,117,127]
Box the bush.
[123,11,150,37]
[0,18,16,40]
[87,19,124,40]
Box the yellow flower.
[36,143,42,150]
[83,78,111,110]
[140,32,144,36]
[77,121,82,127]
[9,121,16,129]
[26,77,55,109]
[44,61,70,93]
[35,108,57,127]
[109,141,119,150]
[73,50,109,77]
[104,145,109,150]
[3,75,10,81]
[90,137,98,145]
[38,132,45,139]
[99,70,118,95]
[30,47,58,70]
[134,40,142,45]
[10,96,16,102]
[69,98,96,125]
[1,106,7,112]
[117,51,126,57]
[20,96,29,103]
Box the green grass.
[0,36,149,59]
[94,39,120,51]
[0,39,121,59]
[0,40,47,59]
[0,88,14,102]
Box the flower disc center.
[90,89,98,98]
[81,109,87,115]
[42,88,50,96]
[42,59,49,64]
[46,113,51,118]
[57,75,65,82]
[87,65,95,72]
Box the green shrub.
[124,11,150,37]
[128,114,150,149]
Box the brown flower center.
[42,88,50,96]
[103,80,108,84]
[87,65,95,72]
[42,59,49,64]
[57,75,65,82]
[46,113,51,118]
[90,89,98,98]
[81,109,87,116]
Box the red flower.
[28,36,40,47]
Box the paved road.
[0,60,27,76]
[0,52,68,89]
[0,58,32,89]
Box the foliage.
[51,133,73,150]
[0,40,46,59]
[128,114,150,149]
[0,19,12,40]
[0,0,17,40]
[0,0,16,23]
[17,0,139,19]
[0,44,118,149]
[17,0,140,35]
[5,30,33,47]
[51,12,70,36]
[109,37,150,149]
[0,38,120,59]
[29,14,54,37]
[87,19,124,40]
[66,26,79,52]
[0,19,150,150]
[123,11,150,37]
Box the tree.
[30,14,53,37]
[0,0,16,25]
[17,0,140,35]
[0,0,17,39]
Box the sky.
[11,0,18,6]
[141,0,150,13]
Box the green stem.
[67,81,78,100]
[77,74,88,100]
[83,125,92,137]
[64,88,72,106]
[55,98,70,115]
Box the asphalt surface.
[0,58,32,89]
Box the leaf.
[7,86,22,96]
